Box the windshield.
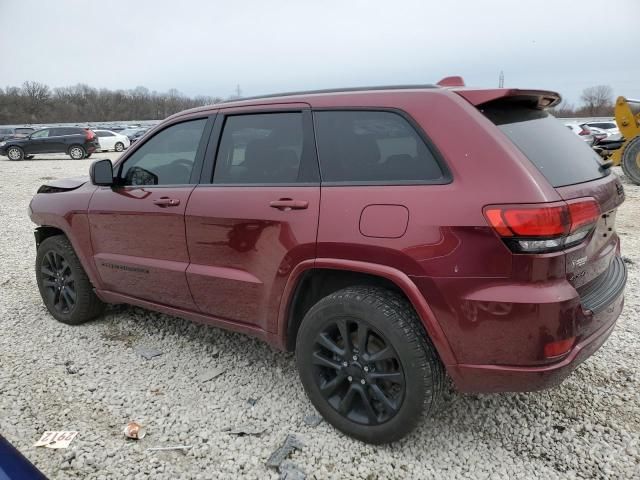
[481,105,608,187]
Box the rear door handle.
[153,197,180,207]
[269,199,309,211]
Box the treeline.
[0,81,622,124]
[0,81,225,125]
[550,85,616,118]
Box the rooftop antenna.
[235,84,242,98]
[498,70,504,88]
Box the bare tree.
[580,85,613,116]
[22,81,51,121]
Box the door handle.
[269,199,309,211]
[153,197,180,207]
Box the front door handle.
[153,197,180,207]
[269,199,309,211]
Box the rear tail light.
[544,337,575,358]
[84,129,95,140]
[579,126,591,136]
[484,198,600,253]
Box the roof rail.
[219,84,438,104]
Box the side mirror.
[90,159,114,186]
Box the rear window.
[482,105,607,187]
[14,128,33,134]
[313,110,445,184]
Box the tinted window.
[590,122,616,129]
[482,106,607,187]
[313,111,444,183]
[214,113,306,184]
[96,131,114,137]
[120,119,206,186]
[31,129,49,139]
[15,128,34,135]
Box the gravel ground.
[0,156,639,479]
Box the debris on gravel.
[1,158,639,479]
[267,434,305,469]
[302,414,323,427]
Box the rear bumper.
[448,290,624,392]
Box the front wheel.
[7,146,24,161]
[36,235,105,325]
[68,145,86,160]
[114,142,124,152]
[295,286,444,444]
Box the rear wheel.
[621,137,640,185]
[296,286,444,444]
[36,235,105,325]
[114,142,124,152]
[68,145,85,160]
[7,146,24,161]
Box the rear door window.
[213,112,315,184]
[313,110,446,183]
[481,105,607,187]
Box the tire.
[621,137,640,185]
[295,286,444,444]
[7,146,24,161]
[36,235,105,325]
[114,142,124,152]
[68,145,86,160]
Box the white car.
[582,121,621,140]
[94,130,130,152]
[565,123,595,145]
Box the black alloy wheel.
[40,250,77,315]
[311,317,405,425]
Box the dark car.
[120,127,149,144]
[28,80,626,444]
[0,127,99,160]
[0,126,36,141]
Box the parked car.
[120,127,149,144]
[583,120,620,139]
[0,127,99,160]
[565,122,596,145]
[585,125,620,141]
[0,126,36,141]
[28,82,626,444]
[94,129,130,152]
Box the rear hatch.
[475,95,626,316]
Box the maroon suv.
[29,80,626,443]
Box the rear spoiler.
[435,76,561,109]
[453,88,562,110]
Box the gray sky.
[1,0,638,105]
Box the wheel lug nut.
[352,355,358,361]
[347,376,353,382]
[342,362,348,367]
[364,366,369,372]
[360,379,366,385]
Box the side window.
[120,119,206,186]
[31,129,50,139]
[213,113,306,184]
[313,111,445,183]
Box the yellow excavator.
[599,96,640,184]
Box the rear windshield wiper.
[599,160,614,171]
